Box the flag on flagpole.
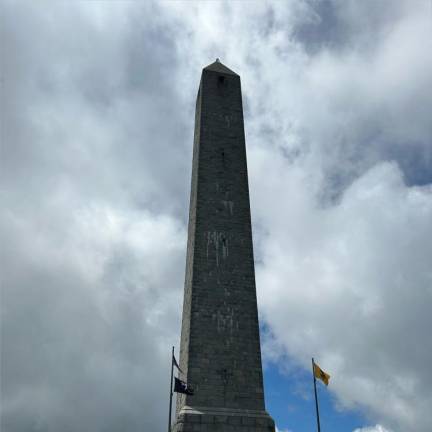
[174,377,194,395]
[172,354,183,374]
[313,361,330,386]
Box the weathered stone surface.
[173,60,275,432]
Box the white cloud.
[254,158,432,430]
[276,426,293,432]
[354,425,393,432]
[1,199,186,430]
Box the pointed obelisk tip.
[203,59,238,76]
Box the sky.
[1,1,432,432]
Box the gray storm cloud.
[1,1,432,432]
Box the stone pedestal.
[173,406,275,432]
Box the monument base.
[172,405,275,432]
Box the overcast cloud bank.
[2,1,431,432]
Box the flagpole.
[312,358,321,432]
[168,346,174,432]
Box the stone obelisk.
[173,60,275,432]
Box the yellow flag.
[313,362,330,386]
